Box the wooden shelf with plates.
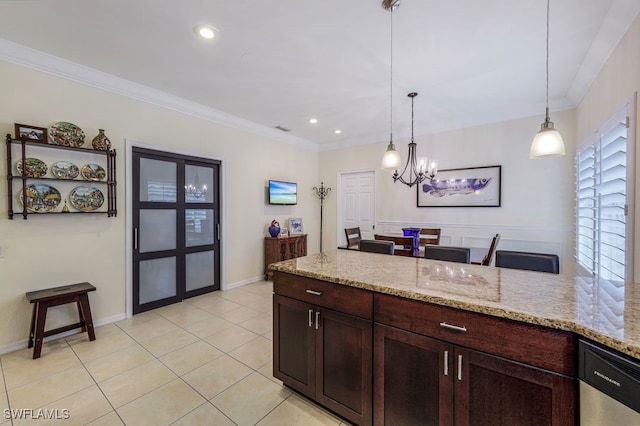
[5,133,117,219]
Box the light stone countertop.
[270,250,640,360]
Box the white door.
[340,170,376,244]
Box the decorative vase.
[92,129,111,151]
[268,225,280,237]
[268,220,280,237]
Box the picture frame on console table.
[417,165,501,207]
[288,218,303,234]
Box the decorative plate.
[16,158,47,178]
[69,186,104,212]
[18,183,61,213]
[81,163,106,181]
[51,161,80,179]
[48,122,85,147]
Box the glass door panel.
[186,250,215,291]
[139,257,177,304]
[185,165,213,203]
[185,209,214,247]
[140,158,177,202]
[140,210,177,253]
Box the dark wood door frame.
[131,146,221,314]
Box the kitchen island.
[270,250,640,425]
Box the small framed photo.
[288,218,303,234]
[279,228,289,237]
[15,123,48,143]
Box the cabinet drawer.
[374,293,575,375]
[273,272,372,320]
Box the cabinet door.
[273,295,315,398]
[374,324,454,426]
[454,347,575,426]
[316,308,373,426]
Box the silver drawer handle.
[439,322,467,332]
[306,289,322,296]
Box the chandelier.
[185,172,207,199]
[380,1,437,187]
[530,0,565,158]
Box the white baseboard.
[222,276,265,291]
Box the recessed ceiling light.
[309,118,318,124]
[193,24,218,40]
[334,130,342,134]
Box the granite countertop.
[270,250,640,360]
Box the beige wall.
[575,12,640,281]
[0,61,319,350]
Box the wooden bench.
[25,282,96,359]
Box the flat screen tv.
[269,180,297,205]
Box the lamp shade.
[382,143,402,169]
[530,126,565,158]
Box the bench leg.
[28,303,37,349]
[76,299,86,332]
[33,302,49,359]
[78,294,96,341]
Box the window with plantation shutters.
[576,106,632,282]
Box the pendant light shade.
[530,113,565,158]
[382,141,402,169]
[530,0,565,159]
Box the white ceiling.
[1,0,638,151]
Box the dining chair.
[359,239,395,255]
[472,233,501,266]
[344,227,362,248]
[374,234,415,256]
[419,228,441,246]
[423,246,471,263]
[495,250,559,274]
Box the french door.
[132,147,220,314]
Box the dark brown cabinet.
[374,293,576,426]
[273,272,373,425]
[264,234,306,279]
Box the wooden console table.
[26,282,96,359]
[264,234,307,280]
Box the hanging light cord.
[545,0,550,122]
[389,7,393,142]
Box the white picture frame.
[288,218,303,234]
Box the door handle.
[458,354,463,381]
[308,309,313,327]
[444,350,449,376]
[315,311,320,330]
[217,223,220,241]
[134,228,138,250]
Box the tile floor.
[0,281,350,425]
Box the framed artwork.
[14,123,47,143]
[417,165,501,207]
[288,217,304,234]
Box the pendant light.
[381,0,402,170]
[530,0,565,158]
[380,0,437,187]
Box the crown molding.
[0,38,318,151]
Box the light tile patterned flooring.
[0,281,350,425]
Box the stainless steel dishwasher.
[578,339,640,425]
